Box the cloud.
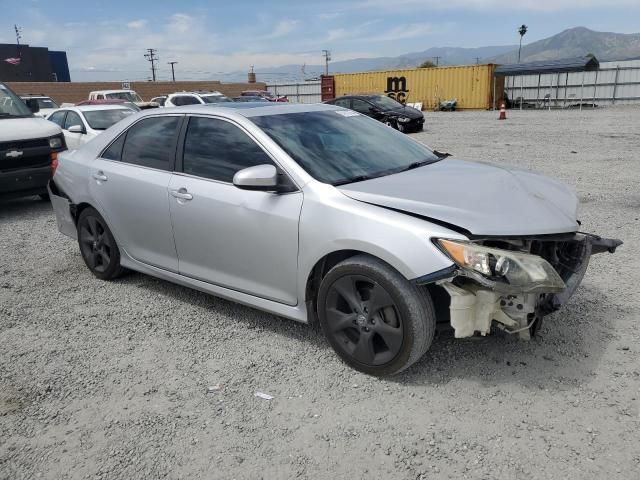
[126,19,147,29]
[356,0,639,10]
[375,23,433,41]
[262,20,299,39]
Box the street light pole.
[168,61,178,82]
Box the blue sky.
[1,0,638,81]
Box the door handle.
[92,171,108,182]
[170,188,193,201]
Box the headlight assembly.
[398,117,411,123]
[436,239,566,293]
[49,136,63,149]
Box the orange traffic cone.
[498,103,507,120]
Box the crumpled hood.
[338,159,579,236]
[0,117,61,142]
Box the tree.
[419,60,436,68]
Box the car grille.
[0,138,51,172]
[0,138,49,151]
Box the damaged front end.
[422,233,622,339]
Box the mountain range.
[226,27,640,83]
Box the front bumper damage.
[419,233,622,339]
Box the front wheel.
[77,207,125,280]
[317,255,436,376]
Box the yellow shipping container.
[333,64,500,111]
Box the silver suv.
[49,104,621,375]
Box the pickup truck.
[87,90,158,109]
[1,82,67,200]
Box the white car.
[20,95,60,118]
[163,91,233,107]
[46,105,134,150]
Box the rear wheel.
[77,207,124,280]
[317,255,435,376]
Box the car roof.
[90,90,136,94]
[138,102,340,118]
[59,105,133,113]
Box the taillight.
[51,152,59,176]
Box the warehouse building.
[0,43,70,82]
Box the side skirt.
[119,250,309,324]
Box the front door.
[168,116,303,305]
[89,115,182,271]
[62,111,85,149]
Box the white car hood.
[338,159,579,237]
[0,117,61,142]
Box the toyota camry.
[48,103,621,375]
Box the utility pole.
[322,50,331,76]
[475,57,481,65]
[168,61,178,82]
[144,48,158,81]
[517,25,528,63]
[432,56,441,67]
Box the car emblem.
[6,150,23,158]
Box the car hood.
[384,105,423,119]
[0,116,62,142]
[338,159,579,236]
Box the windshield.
[106,92,142,102]
[0,84,33,118]
[36,98,59,109]
[251,110,439,185]
[202,95,233,103]
[83,109,134,130]
[368,95,403,111]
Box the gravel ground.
[1,107,639,480]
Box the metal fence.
[266,81,322,104]
[505,59,640,108]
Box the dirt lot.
[1,107,639,480]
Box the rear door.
[168,115,303,305]
[89,115,183,271]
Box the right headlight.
[436,239,566,293]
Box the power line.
[144,48,158,81]
[168,61,178,82]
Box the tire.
[77,207,125,280]
[317,254,436,376]
[38,193,50,201]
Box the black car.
[324,94,424,133]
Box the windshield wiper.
[332,175,374,186]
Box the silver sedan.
[49,103,621,375]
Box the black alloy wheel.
[325,275,403,366]
[318,255,435,375]
[77,207,124,280]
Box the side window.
[102,134,126,161]
[97,94,104,100]
[351,99,372,114]
[120,116,181,171]
[334,98,350,108]
[48,111,67,127]
[182,117,273,182]
[64,111,83,130]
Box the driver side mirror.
[233,164,296,193]
[369,106,380,114]
[67,124,85,134]
[25,98,40,113]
